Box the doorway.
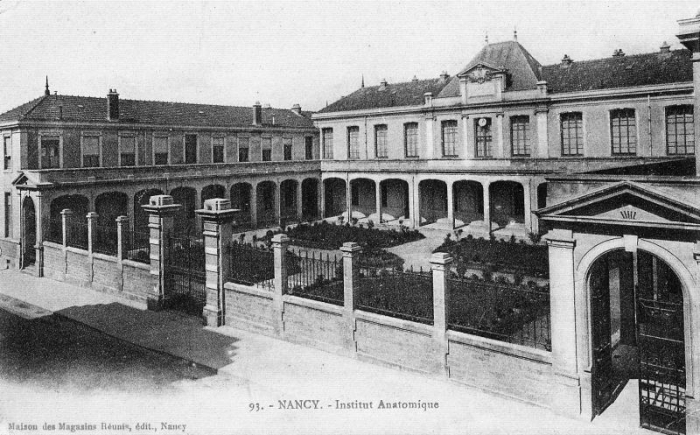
[21,196,36,268]
[590,249,686,434]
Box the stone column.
[116,215,128,291]
[375,181,382,224]
[274,183,281,226]
[523,180,532,232]
[408,178,417,228]
[272,234,289,335]
[346,179,352,222]
[196,198,237,327]
[341,242,361,352]
[34,192,45,277]
[431,252,452,377]
[495,114,504,158]
[86,212,98,255]
[142,195,182,310]
[296,182,303,221]
[319,180,326,219]
[545,229,581,419]
[446,181,454,229]
[250,184,258,226]
[60,208,72,279]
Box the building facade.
[0,88,321,271]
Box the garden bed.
[279,221,424,250]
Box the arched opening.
[589,249,686,434]
[22,197,36,267]
[230,182,252,226]
[201,184,226,206]
[134,189,163,232]
[378,179,409,223]
[489,181,525,228]
[256,181,277,228]
[419,180,447,226]
[95,192,128,227]
[170,187,197,235]
[349,178,376,220]
[280,179,298,225]
[49,195,89,246]
[323,178,346,219]
[453,180,483,228]
[301,178,319,220]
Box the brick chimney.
[291,104,302,115]
[107,89,119,121]
[253,101,262,126]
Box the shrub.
[350,217,358,226]
[367,219,374,229]
[337,216,345,225]
[510,235,517,244]
[528,231,542,244]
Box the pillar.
[250,183,258,226]
[296,181,303,220]
[523,180,532,232]
[495,114,504,158]
[431,252,452,377]
[536,108,549,158]
[346,179,352,221]
[197,198,237,327]
[86,212,98,254]
[272,233,289,335]
[34,192,45,277]
[411,178,419,228]
[116,215,128,291]
[545,229,582,419]
[142,195,182,310]
[375,181,382,223]
[319,180,326,219]
[341,241,361,351]
[274,183,281,226]
[60,208,72,279]
[446,181,454,229]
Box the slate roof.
[0,94,315,129]
[540,49,693,93]
[317,78,450,114]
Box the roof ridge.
[360,77,441,89]
[541,48,689,69]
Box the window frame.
[184,133,198,164]
[80,132,101,168]
[238,136,250,162]
[118,133,137,167]
[374,124,388,158]
[474,117,493,158]
[510,115,531,157]
[283,137,293,161]
[404,122,419,158]
[305,136,314,160]
[441,120,458,157]
[3,135,11,171]
[261,136,272,162]
[3,192,11,238]
[322,128,334,159]
[347,126,360,160]
[212,136,225,164]
[560,112,584,157]
[609,108,638,156]
[665,105,695,156]
[152,134,169,166]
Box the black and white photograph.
[0,1,699,434]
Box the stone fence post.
[272,234,289,335]
[431,252,453,377]
[60,209,73,248]
[86,212,98,255]
[142,195,182,310]
[116,216,129,261]
[341,241,361,352]
[196,198,237,327]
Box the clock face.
[478,118,488,127]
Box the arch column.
[296,181,303,220]
[410,178,419,228]
[250,183,258,226]
[319,180,325,219]
[375,180,382,223]
[545,228,582,419]
[346,178,352,220]
[446,180,454,229]
[523,180,532,232]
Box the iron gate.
[164,234,206,316]
[638,297,686,435]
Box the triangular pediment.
[11,171,52,190]
[536,181,700,231]
[457,62,506,79]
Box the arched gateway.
[537,181,700,435]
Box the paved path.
[0,269,649,435]
[386,227,447,270]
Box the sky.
[0,0,698,114]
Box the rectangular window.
[153,136,168,165]
[560,112,584,156]
[119,136,136,166]
[322,128,334,159]
[212,137,224,163]
[41,136,60,169]
[238,137,249,162]
[305,137,313,160]
[404,123,419,157]
[184,134,197,164]
[475,118,493,158]
[347,126,360,159]
[510,116,531,156]
[3,136,10,170]
[441,120,458,156]
[375,124,388,158]
[262,137,272,161]
[666,105,695,155]
[82,136,99,167]
[283,138,293,161]
[610,109,637,155]
[4,192,11,238]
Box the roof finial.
[361,74,365,88]
[44,76,50,96]
[485,32,489,44]
[514,27,517,41]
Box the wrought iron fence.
[286,247,343,306]
[46,217,64,244]
[167,235,205,271]
[447,277,551,351]
[165,235,206,316]
[125,228,150,264]
[68,220,89,250]
[226,241,275,290]
[92,223,118,256]
[357,266,433,325]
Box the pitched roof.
[0,94,315,129]
[317,78,450,114]
[540,49,693,93]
